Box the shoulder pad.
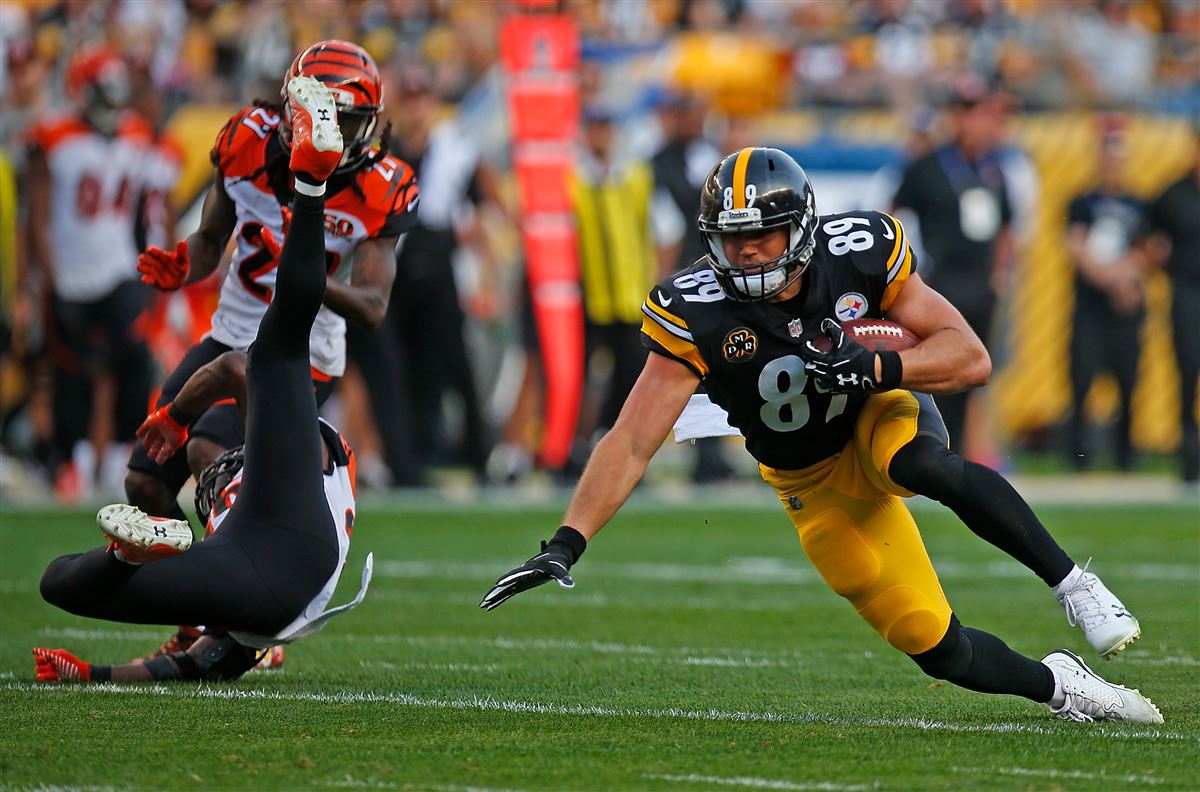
[210,106,282,178]
[117,112,153,142]
[353,154,419,237]
[26,115,91,154]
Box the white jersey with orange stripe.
[205,418,370,648]
[26,113,153,301]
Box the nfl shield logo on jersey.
[788,318,803,338]
[835,292,868,321]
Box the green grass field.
[1,500,1197,790]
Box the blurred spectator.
[1064,0,1156,107]
[566,104,654,465]
[891,74,1013,458]
[1144,133,1200,484]
[388,67,493,479]
[1065,120,1147,472]
[24,46,154,502]
[649,90,735,483]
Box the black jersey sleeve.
[638,270,713,379]
[819,210,917,313]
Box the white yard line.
[950,764,1167,786]
[646,774,869,791]
[3,682,1195,742]
[373,558,1199,585]
[35,628,1195,670]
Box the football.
[839,319,921,352]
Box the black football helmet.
[698,147,817,301]
[194,445,245,524]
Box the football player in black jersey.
[482,148,1162,724]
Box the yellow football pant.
[760,390,952,656]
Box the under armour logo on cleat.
[318,109,331,121]
[154,526,168,537]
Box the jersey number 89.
[824,216,874,256]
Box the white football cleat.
[1055,564,1140,658]
[97,503,192,564]
[1043,649,1162,724]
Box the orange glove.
[138,240,190,291]
[240,222,283,260]
[136,402,191,465]
[32,647,92,683]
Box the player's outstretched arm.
[136,351,248,464]
[321,235,397,329]
[481,353,699,611]
[138,173,237,290]
[884,273,991,393]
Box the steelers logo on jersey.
[722,328,758,363]
[835,292,869,321]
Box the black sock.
[910,615,1055,702]
[890,437,1074,586]
[89,664,112,682]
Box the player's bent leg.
[798,495,952,655]
[763,456,953,657]
[866,391,1141,658]
[887,431,1074,587]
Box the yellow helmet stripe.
[731,147,753,209]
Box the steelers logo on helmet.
[698,147,817,301]
[722,327,758,363]
[280,40,383,173]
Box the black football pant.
[41,194,338,635]
[1069,293,1142,470]
[46,280,153,467]
[585,321,647,433]
[1173,283,1200,482]
[391,227,489,474]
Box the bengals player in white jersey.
[126,40,418,523]
[25,45,155,501]
[35,76,370,685]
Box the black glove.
[479,526,587,612]
[803,318,902,394]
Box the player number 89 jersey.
[641,210,916,470]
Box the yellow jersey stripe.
[881,213,905,281]
[881,246,913,311]
[731,147,753,209]
[643,296,690,331]
[641,316,708,377]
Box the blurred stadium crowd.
[0,0,1197,504]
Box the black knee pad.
[909,614,973,681]
[192,633,261,682]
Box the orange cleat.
[97,503,192,565]
[134,625,202,663]
[251,644,286,672]
[285,75,343,183]
[33,647,91,683]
